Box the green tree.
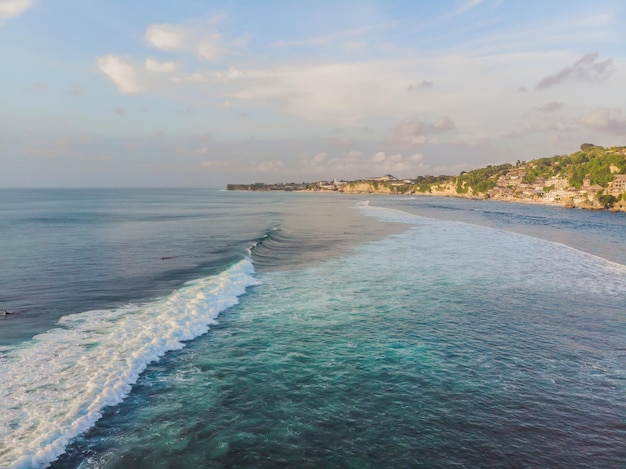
[598,194,617,208]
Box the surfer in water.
[3,310,19,317]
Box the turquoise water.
[1,191,625,467]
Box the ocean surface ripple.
[1,190,625,468]
[55,200,626,468]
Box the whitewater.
[0,258,258,468]
[1,189,625,468]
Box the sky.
[1,0,625,188]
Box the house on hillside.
[588,184,604,195]
[609,175,626,195]
[368,174,398,182]
[316,180,336,190]
[547,175,569,191]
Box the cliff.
[333,145,626,212]
[227,144,626,212]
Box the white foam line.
[357,202,626,273]
[0,258,260,469]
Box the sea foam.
[357,202,626,293]
[0,258,259,469]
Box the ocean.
[0,189,625,468]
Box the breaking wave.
[0,257,259,469]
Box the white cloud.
[330,150,366,169]
[312,151,328,163]
[170,72,207,83]
[372,151,387,163]
[95,29,625,165]
[101,32,605,143]
[217,54,548,136]
[392,116,456,144]
[144,20,238,63]
[579,108,626,134]
[211,66,266,83]
[227,61,425,126]
[97,55,145,94]
[305,148,427,178]
[188,73,206,82]
[502,120,576,139]
[201,160,230,168]
[393,118,427,142]
[145,58,176,73]
[364,151,425,174]
[146,24,186,50]
[0,0,33,20]
[432,116,456,132]
[98,56,186,94]
[198,34,222,61]
[369,152,418,171]
[255,160,285,172]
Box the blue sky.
[1,0,625,187]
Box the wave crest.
[0,258,259,469]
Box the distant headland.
[228,144,626,212]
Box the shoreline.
[228,186,626,213]
[227,145,626,213]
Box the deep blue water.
[0,189,278,345]
[0,190,625,468]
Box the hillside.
[227,144,626,212]
[341,144,626,211]
[428,144,626,210]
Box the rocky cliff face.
[427,182,462,197]
[339,180,463,197]
[341,183,393,194]
[332,179,626,212]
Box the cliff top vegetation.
[447,144,626,195]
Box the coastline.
[338,187,626,213]
[227,145,626,213]
[227,184,626,213]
